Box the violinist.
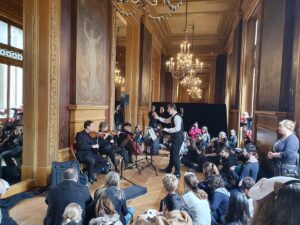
[118,122,134,168]
[75,120,106,184]
[98,121,119,172]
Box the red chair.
[70,143,85,171]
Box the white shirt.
[159,114,182,133]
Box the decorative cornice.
[48,0,60,162]
[242,0,260,21]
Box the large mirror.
[114,14,127,129]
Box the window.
[10,26,23,49]
[0,18,23,120]
[0,64,8,118]
[0,21,8,44]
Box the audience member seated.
[215,131,230,151]
[206,174,230,225]
[224,192,250,225]
[93,172,134,225]
[179,132,189,156]
[229,143,259,189]
[62,203,83,225]
[183,172,211,225]
[198,126,210,149]
[228,129,237,149]
[44,168,92,225]
[188,122,202,140]
[159,174,189,213]
[219,146,238,184]
[268,119,299,177]
[181,139,205,172]
[198,162,219,197]
[89,196,122,225]
[98,121,118,172]
[204,139,220,166]
[0,179,18,225]
[75,120,108,183]
[249,176,300,225]
[239,177,255,218]
[118,122,134,167]
[136,203,193,225]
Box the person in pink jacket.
[188,122,202,140]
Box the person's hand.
[92,144,99,149]
[152,112,159,120]
[163,128,169,132]
[267,151,273,159]
[230,166,236,171]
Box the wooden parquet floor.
[9,151,204,225]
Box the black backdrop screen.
[152,102,227,138]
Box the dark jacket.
[44,180,92,225]
[0,204,18,225]
[221,155,238,179]
[231,161,259,182]
[75,130,97,153]
[93,187,128,225]
[210,188,230,224]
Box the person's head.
[135,124,141,132]
[203,162,219,179]
[201,126,208,133]
[249,177,300,225]
[278,119,296,136]
[239,177,255,196]
[167,103,177,115]
[243,143,257,160]
[162,174,178,194]
[206,174,225,190]
[0,179,9,198]
[242,112,249,118]
[225,192,250,225]
[84,120,95,133]
[218,131,227,140]
[99,121,108,132]
[184,172,208,200]
[220,146,231,159]
[105,171,120,188]
[64,168,79,182]
[95,196,116,217]
[122,122,131,132]
[193,122,198,128]
[230,129,236,136]
[151,105,156,112]
[62,203,82,224]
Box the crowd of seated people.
[0,109,23,184]
[5,116,300,225]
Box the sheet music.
[148,128,157,141]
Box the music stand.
[137,128,158,176]
[119,155,136,185]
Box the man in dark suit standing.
[44,168,92,225]
[153,103,184,178]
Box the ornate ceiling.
[153,0,240,56]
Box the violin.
[89,130,119,139]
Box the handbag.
[280,163,299,178]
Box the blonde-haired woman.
[268,119,299,176]
[62,203,82,225]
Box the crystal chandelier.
[112,0,183,21]
[180,70,202,89]
[165,1,202,79]
[187,86,202,99]
[115,63,125,87]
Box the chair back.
[70,143,77,159]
